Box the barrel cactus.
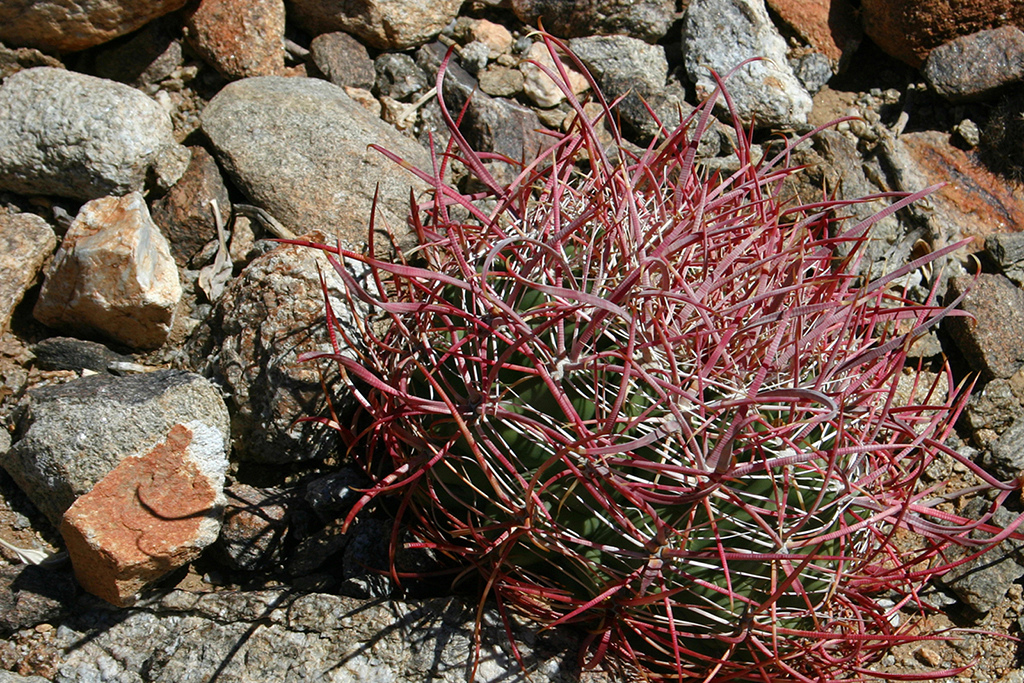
[295,37,1020,682]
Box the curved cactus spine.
[294,35,1023,682]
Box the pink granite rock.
[60,422,227,607]
[184,0,286,79]
[33,192,182,350]
[766,0,861,64]
[0,0,188,53]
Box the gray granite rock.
[375,52,430,101]
[923,26,1024,103]
[511,0,675,43]
[984,417,1024,481]
[1,370,229,526]
[201,76,431,251]
[946,274,1024,381]
[0,213,55,335]
[682,0,813,128]
[52,591,583,683]
[0,68,190,200]
[986,232,1024,286]
[186,232,369,464]
[939,503,1024,614]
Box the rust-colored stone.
[897,131,1024,248]
[60,423,226,606]
[861,0,1024,67]
[766,0,862,64]
[185,0,285,79]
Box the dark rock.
[31,337,132,373]
[923,26,1024,103]
[0,44,63,82]
[304,468,370,520]
[945,274,1024,381]
[150,146,232,268]
[984,418,1024,481]
[94,17,183,88]
[0,564,77,636]
[510,0,675,43]
[287,520,348,577]
[215,483,292,571]
[310,32,375,89]
[340,517,390,598]
[418,42,548,166]
[374,52,430,102]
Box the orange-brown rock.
[861,0,1024,67]
[766,0,862,64]
[184,0,285,79]
[60,422,227,606]
[894,131,1024,248]
[0,0,187,53]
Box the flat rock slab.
[0,68,189,201]
[1,370,229,527]
[201,76,432,251]
[61,421,228,606]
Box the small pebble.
[955,119,981,148]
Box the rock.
[860,0,1024,68]
[923,26,1024,103]
[60,421,228,606]
[31,337,132,373]
[374,52,430,101]
[459,41,491,75]
[32,193,182,350]
[0,671,50,683]
[790,51,833,95]
[986,233,1024,286]
[51,593,579,683]
[184,0,286,79]
[215,483,291,571]
[0,213,56,334]
[0,68,190,201]
[466,18,513,55]
[304,467,371,521]
[939,504,1024,614]
[682,0,813,128]
[945,274,1024,381]
[964,379,1020,440]
[339,517,390,598]
[887,131,1024,246]
[0,0,187,53]
[420,44,549,170]
[150,146,232,268]
[200,76,431,250]
[0,564,77,636]
[0,44,62,82]
[289,0,465,50]
[478,65,524,97]
[186,232,369,463]
[1,369,229,527]
[287,520,348,577]
[519,41,589,108]
[568,35,667,140]
[94,17,183,89]
[765,0,861,65]
[984,418,1024,481]
[510,0,675,43]
[309,32,375,89]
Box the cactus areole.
[293,37,1023,682]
